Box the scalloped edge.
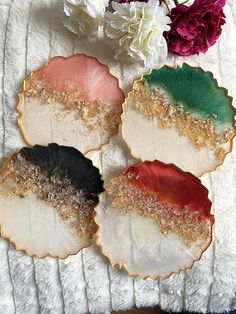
[94,191,214,281]
[94,157,214,280]
[121,63,236,178]
[0,150,99,259]
[0,226,93,259]
[85,128,140,188]
[17,53,125,155]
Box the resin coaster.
[122,64,236,177]
[95,160,214,279]
[86,131,138,184]
[0,144,104,258]
[18,54,125,154]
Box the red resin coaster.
[95,160,214,279]
[18,54,125,154]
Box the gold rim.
[0,153,97,259]
[94,191,214,281]
[121,63,236,178]
[17,53,125,155]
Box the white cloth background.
[0,0,236,313]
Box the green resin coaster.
[122,64,236,176]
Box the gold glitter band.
[0,154,97,238]
[24,78,121,134]
[107,176,212,245]
[131,81,235,155]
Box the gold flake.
[131,82,235,158]
[24,78,121,135]
[107,176,212,245]
[215,147,226,161]
[0,154,97,238]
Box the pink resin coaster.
[18,54,125,154]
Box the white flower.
[165,0,194,10]
[63,0,109,36]
[104,0,171,68]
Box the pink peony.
[165,0,226,56]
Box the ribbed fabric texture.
[0,1,236,313]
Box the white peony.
[165,0,195,10]
[63,0,109,36]
[104,0,171,68]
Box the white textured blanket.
[0,0,236,313]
